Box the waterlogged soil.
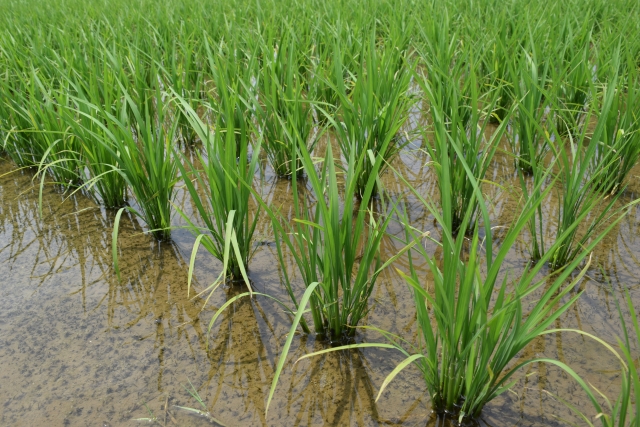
[1,137,640,426]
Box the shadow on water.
[2,143,640,425]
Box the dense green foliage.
[1,0,640,424]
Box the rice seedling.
[278,143,395,340]
[507,50,555,261]
[479,8,521,124]
[256,140,412,414]
[509,50,550,174]
[590,49,640,195]
[205,35,258,153]
[15,73,86,189]
[73,81,179,277]
[122,39,158,125]
[2,66,83,184]
[416,16,474,130]
[0,74,12,158]
[546,54,630,270]
[65,57,128,208]
[67,103,128,208]
[0,40,35,167]
[173,380,227,426]
[417,59,509,234]
[162,29,205,145]
[309,40,338,125]
[254,27,313,177]
[324,29,414,196]
[516,150,553,262]
[110,83,180,242]
[308,20,363,125]
[131,402,159,423]
[173,77,259,285]
[551,21,593,137]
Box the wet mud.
[1,138,639,426]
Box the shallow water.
[1,139,639,426]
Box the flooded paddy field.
[2,0,640,425]
[1,146,639,426]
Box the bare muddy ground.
[1,143,639,426]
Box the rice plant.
[254,27,313,177]
[114,85,179,242]
[309,35,338,125]
[309,20,363,125]
[163,33,205,145]
[121,40,158,125]
[417,16,475,129]
[590,49,640,195]
[27,80,84,189]
[418,62,509,234]
[507,50,555,260]
[257,140,410,414]
[276,142,396,340]
[205,36,257,153]
[75,82,179,249]
[547,62,626,270]
[552,21,593,136]
[65,60,128,208]
[4,69,84,186]
[479,9,521,123]
[509,50,550,174]
[172,380,227,426]
[324,29,414,196]
[173,78,259,284]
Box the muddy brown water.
[1,137,640,426]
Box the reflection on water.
[1,142,640,425]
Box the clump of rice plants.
[509,50,550,174]
[514,50,639,267]
[551,22,593,136]
[590,49,640,195]
[258,140,406,413]
[76,82,179,256]
[199,115,406,409]
[418,57,509,234]
[66,63,128,208]
[3,1,640,425]
[547,55,628,270]
[325,29,414,196]
[174,75,259,285]
[254,27,313,177]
